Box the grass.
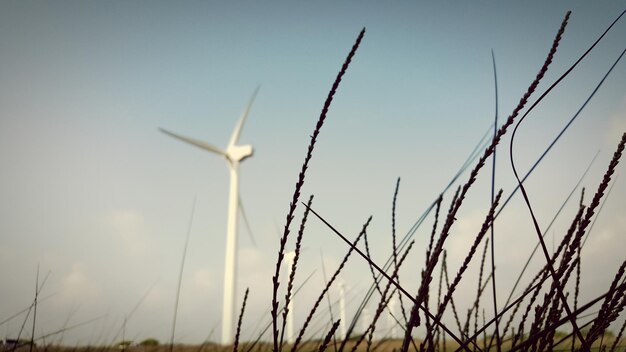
[261,8,626,352]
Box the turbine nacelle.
[226,144,253,163]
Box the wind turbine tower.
[387,297,398,339]
[285,251,296,344]
[159,87,259,345]
[338,280,347,339]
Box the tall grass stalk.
[442,252,464,337]
[402,8,570,338]
[0,293,52,328]
[318,252,338,352]
[608,316,626,352]
[272,28,365,352]
[318,320,341,352]
[245,271,317,352]
[472,237,490,344]
[350,241,416,352]
[489,49,501,352]
[170,198,197,352]
[390,178,408,325]
[234,288,250,352]
[346,128,490,345]
[502,152,598,312]
[505,10,626,345]
[433,250,446,352]
[303,205,473,351]
[290,217,369,352]
[29,264,40,352]
[457,279,546,352]
[422,190,503,350]
[280,195,313,348]
[12,270,50,352]
[348,129,491,340]
[581,175,620,248]
[508,280,626,352]
[363,223,383,297]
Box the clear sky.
[1,0,625,346]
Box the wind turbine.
[285,251,296,344]
[159,87,259,345]
[338,280,347,339]
[387,296,398,339]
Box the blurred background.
[1,1,625,345]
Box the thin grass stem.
[272,28,365,352]
[234,288,249,352]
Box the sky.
[1,0,625,346]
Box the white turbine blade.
[159,128,226,156]
[238,194,258,248]
[228,85,260,148]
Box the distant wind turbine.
[159,87,259,345]
[285,251,296,344]
[387,297,398,339]
[338,280,346,339]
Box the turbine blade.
[228,86,260,147]
[238,194,258,248]
[159,128,226,156]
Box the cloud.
[58,263,100,305]
[445,208,492,266]
[105,209,149,257]
[144,284,169,309]
[239,247,266,274]
[583,213,626,270]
